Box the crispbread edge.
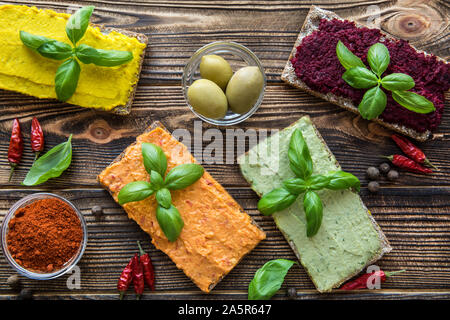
[237,115,392,292]
[97,121,265,293]
[281,6,449,142]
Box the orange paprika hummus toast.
[98,121,266,292]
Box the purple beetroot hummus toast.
[282,6,450,141]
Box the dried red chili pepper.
[386,155,433,174]
[132,253,145,300]
[117,256,134,300]
[8,118,23,182]
[391,134,436,169]
[137,241,155,291]
[31,117,44,161]
[340,270,405,290]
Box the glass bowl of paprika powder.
[1,193,87,280]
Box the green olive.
[187,79,228,119]
[199,55,233,91]
[226,66,264,114]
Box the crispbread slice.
[1,5,148,115]
[98,121,266,293]
[281,117,391,291]
[238,116,391,292]
[281,6,448,142]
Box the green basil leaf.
[118,181,154,205]
[336,40,365,70]
[306,175,330,190]
[358,85,387,120]
[303,190,323,237]
[257,187,298,216]
[342,67,378,89]
[19,31,52,51]
[326,171,360,192]
[155,188,172,209]
[76,44,133,67]
[150,170,164,190]
[367,43,390,76]
[164,163,204,190]
[283,178,307,195]
[156,204,184,242]
[37,40,73,60]
[22,135,72,186]
[381,73,415,91]
[141,143,167,177]
[288,129,313,179]
[54,58,81,101]
[391,90,435,114]
[248,259,295,300]
[66,6,95,45]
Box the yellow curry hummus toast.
[98,122,266,292]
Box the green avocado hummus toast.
[238,116,391,292]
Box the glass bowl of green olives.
[182,41,266,126]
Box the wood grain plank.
[0,188,449,297]
[0,0,447,85]
[0,86,448,188]
[1,290,450,300]
[0,0,448,300]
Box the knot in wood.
[398,14,428,34]
[89,120,111,140]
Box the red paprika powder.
[7,198,83,273]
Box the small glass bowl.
[1,193,87,280]
[182,41,266,126]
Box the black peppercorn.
[368,181,380,193]
[6,274,21,290]
[287,287,297,299]
[379,162,390,174]
[387,170,399,181]
[366,167,380,180]
[18,288,33,300]
[92,205,103,218]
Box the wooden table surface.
[0,0,449,300]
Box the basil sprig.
[19,6,133,102]
[118,143,204,242]
[336,41,435,119]
[23,135,73,186]
[257,129,360,237]
[248,259,295,300]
